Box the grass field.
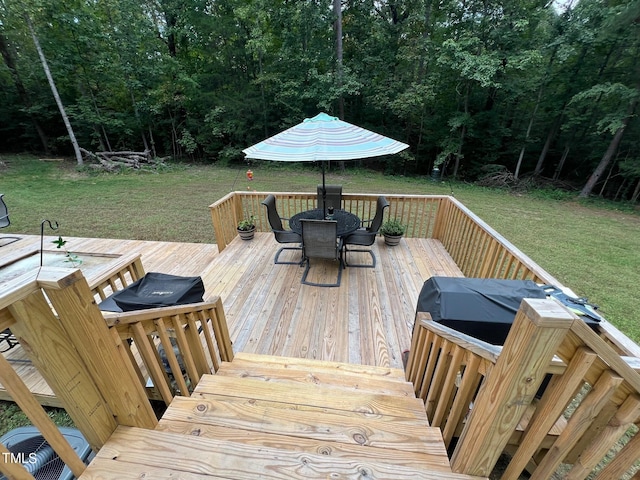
[1,154,640,478]
[1,153,639,347]
[0,155,640,476]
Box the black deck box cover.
[99,272,204,312]
[416,277,547,345]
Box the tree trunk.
[579,98,637,198]
[333,0,344,119]
[452,82,470,178]
[514,86,543,180]
[25,14,83,165]
[0,31,50,154]
[534,114,561,176]
[630,178,640,203]
[553,144,570,181]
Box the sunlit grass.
[2,154,639,346]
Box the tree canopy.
[1,0,639,201]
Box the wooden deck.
[79,352,487,480]
[0,232,462,405]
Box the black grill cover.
[99,272,204,312]
[416,277,546,345]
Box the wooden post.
[210,203,227,252]
[37,268,158,432]
[0,352,88,477]
[8,287,118,451]
[431,196,450,240]
[450,298,575,477]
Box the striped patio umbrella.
[243,113,409,212]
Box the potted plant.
[380,219,406,246]
[237,215,256,241]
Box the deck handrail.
[102,298,234,405]
[209,191,450,252]
[0,268,156,478]
[88,252,145,302]
[405,312,567,450]
[406,301,640,479]
[0,266,234,479]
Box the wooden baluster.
[450,298,574,477]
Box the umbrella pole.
[322,162,327,218]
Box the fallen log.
[81,148,161,171]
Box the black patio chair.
[300,219,343,287]
[0,194,20,246]
[342,195,389,268]
[317,184,342,212]
[261,194,303,265]
[0,328,18,353]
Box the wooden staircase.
[79,353,488,479]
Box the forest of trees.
[0,0,639,200]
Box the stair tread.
[232,352,408,381]
[194,373,424,419]
[80,426,488,480]
[218,357,415,397]
[156,420,452,471]
[165,393,430,454]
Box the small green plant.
[380,219,406,236]
[52,235,83,267]
[237,215,256,231]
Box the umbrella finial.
[305,112,338,123]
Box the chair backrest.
[301,220,339,261]
[317,184,342,211]
[0,194,10,228]
[370,196,389,233]
[261,194,284,231]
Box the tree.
[579,89,638,198]
[24,12,83,165]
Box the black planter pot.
[383,233,402,246]
[237,227,255,241]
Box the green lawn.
[1,154,639,347]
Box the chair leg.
[0,329,18,353]
[0,236,20,247]
[274,246,303,265]
[301,257,342,287]
[343,246,376,268]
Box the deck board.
[81,425,482,480]
[1,232,463,405]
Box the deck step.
[232,352,409,381]
[218,352,415,397]
[80,425,486,480]
[81,353,488,479]
[192,374,425,419]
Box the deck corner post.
[39,269,158,432]
[450,298,575,477]
[432,196,451,240]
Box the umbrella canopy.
[243,113,409,216]
[242,113,409,162]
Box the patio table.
[289,209,360,238]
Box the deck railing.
[209,192,557,284]
[87,254,234,404]
[406,302,640,479]
[0,266,234,479]
[102,299,233,406]
[88,252,145,302]
[210,191,639,358]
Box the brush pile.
[80,148,168,171]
